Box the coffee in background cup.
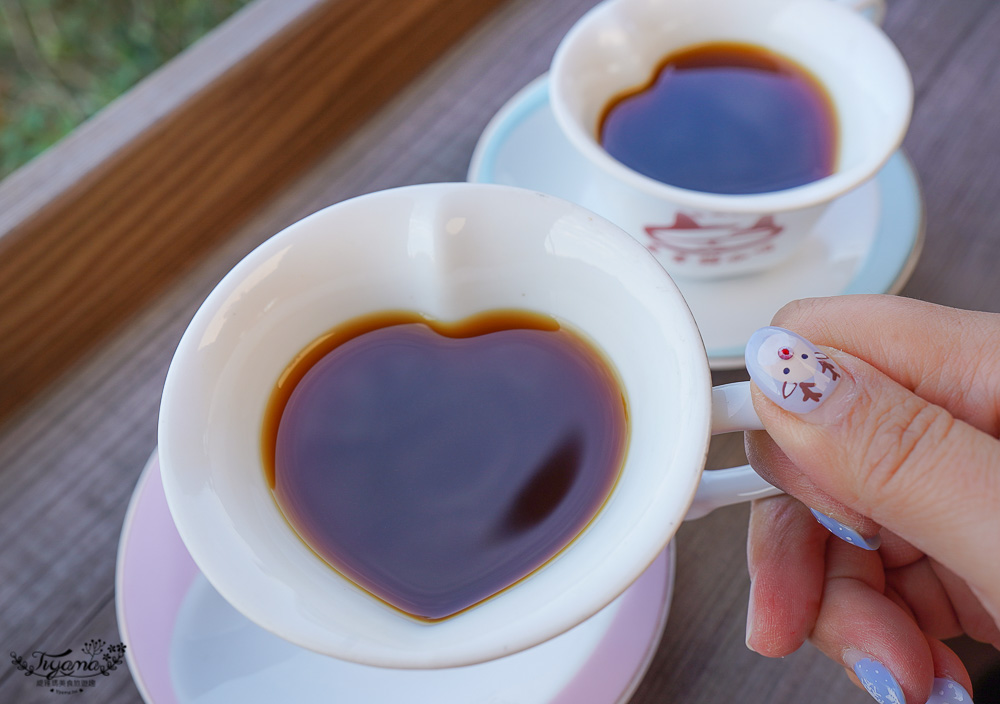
[598,41,837,195]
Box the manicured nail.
[848,654,906,704]
[927,678,973,703]
[810,508,881,550]
[745,327,842,414]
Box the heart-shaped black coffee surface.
[268,312,627,620]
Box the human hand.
[743,295,1000,704]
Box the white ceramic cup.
[158,183,779,669]
[549,0,912,279]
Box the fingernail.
[745,326,842,414]
[846,652,906,704]
[927,678,973,703]
[745,590,756,651]
[810,508,881,550]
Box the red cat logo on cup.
[643,213,784,265]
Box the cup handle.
[828,0,886,25]
[685,382,782,520]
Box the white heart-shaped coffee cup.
[549,0,912,279]
[159,183,776,668]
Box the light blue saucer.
[469,76,924,369]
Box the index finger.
[810,539,974,704]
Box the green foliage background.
[0,0,251,179]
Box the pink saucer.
[115,452,674,703]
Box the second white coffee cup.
[549,0,912,279]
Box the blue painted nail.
[745,327,842,414]
[811,508,881,551]
[853,657,906,704]
[927,678,973,703]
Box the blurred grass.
[0,0,252,179]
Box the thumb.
[745,326,1000,618]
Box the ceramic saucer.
[115,451,674,704]
[469,76,924,369]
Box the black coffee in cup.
[261,310,628,621]
[599,41,837,194]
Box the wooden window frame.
[0,0,507,421]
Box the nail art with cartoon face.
[745,327,842,414]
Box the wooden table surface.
[2,0,999,702]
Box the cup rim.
[157,182,715,667]
[549,0,914,213]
